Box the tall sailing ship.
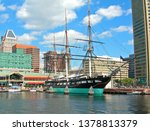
[45,0,112,96]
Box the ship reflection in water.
[0,92,150,114]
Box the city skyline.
[0,0,133,69]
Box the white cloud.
[62,0,85,9]
[125,8,132,15]
[96,5,123,19]
[18,33,37,44]
[40,51,45,69]
[82,5,124,26]
[0,14,9,23]
[40,51,45,59]
[31,31,42,36]
[16,0,85,30]
[99,31,112,38]
[41,29,88,45]
[0,4,6,11]
[8,5,18,10]
[99,25,133,38]
[128,39,134,45]
[112,26,133,34]
[82,14,102,26]
[71,66,80,70]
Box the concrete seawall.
[104,88,150,95]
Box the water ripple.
[0,92,150,114]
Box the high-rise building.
[128,54,135,78]
[12,44,40,73]
[131,0,150,85]
[44,51,66,73]
[0,30,17,52]
[122,54,135,78]
[0,48,32,70]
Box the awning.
[27,81,45,84]
[24,76,49,78]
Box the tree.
[114,78,134,87]
[121,78,134,86]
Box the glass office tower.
[132,0,150,85]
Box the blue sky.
[0,0,133,69]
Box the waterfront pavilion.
[0,71,50,88]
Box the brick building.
[44,51,67,73]
[12,44,40,73]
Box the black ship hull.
[45,75,111,95]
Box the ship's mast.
[65,9,69,82]
[88,0,92,77]
[76,0,103,77]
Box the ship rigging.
[44,0,129,95]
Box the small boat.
[8,85,21,92]
[37,88,44,92]
[8,89,21,92]
[127,91,141,95]
[30,88,37,92]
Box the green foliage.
[121,78,134,86]
[114,78,134,86]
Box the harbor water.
[0,92,150,114]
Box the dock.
[104,88,150,95]
[1,88,150,95]
[0,90,8,93]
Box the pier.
[104,88,150,95]
[0,90,8,93]
[1,87,150,95]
